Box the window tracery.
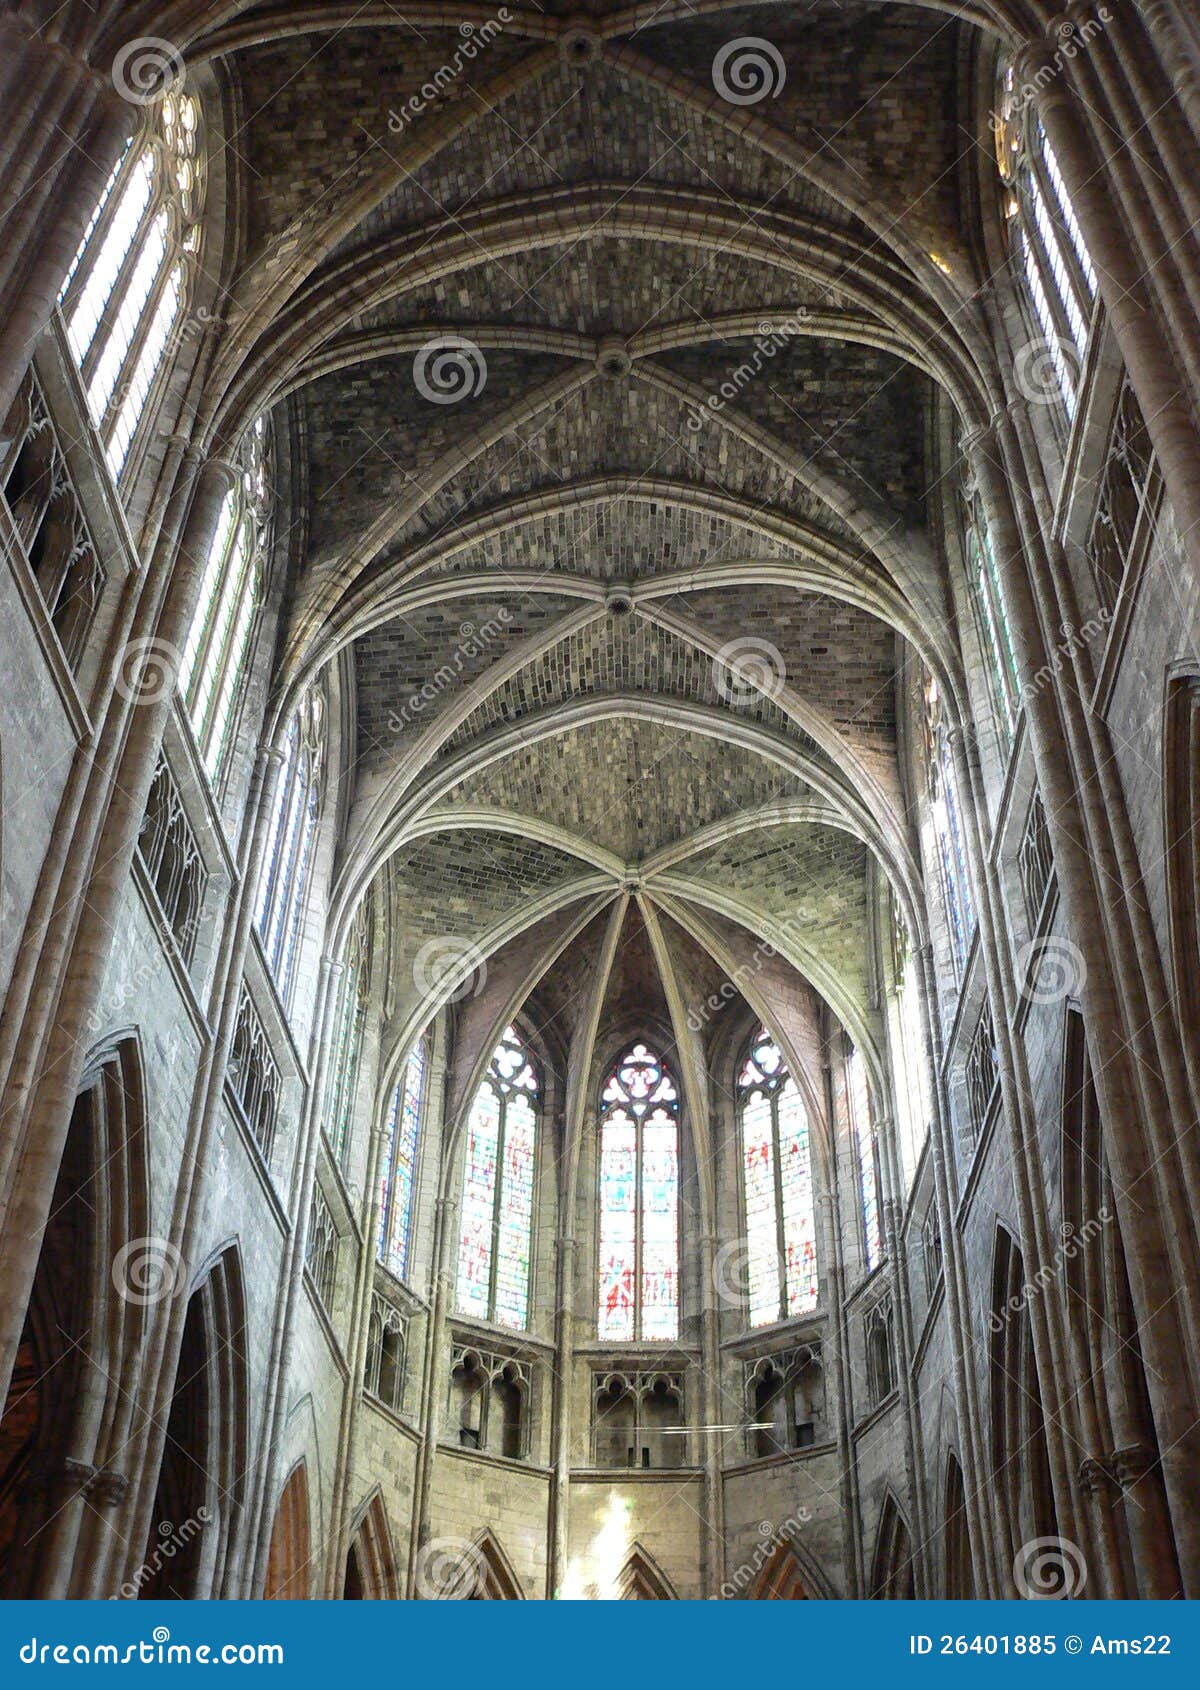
[325,896,373,1170]
[378,1040,426,1284]
[60,93,205,481]
[996,68,1098,421]
[1,370,105,671]
[848,1046,883,1274]
[138,754,206,963]
[455,1027,538,1330]
[924,677,976,977]
[253,685,326,1007]
[596,1041,680,1343]
[227,983,280,1160]
[178,415,273,782]
[736,1026,818,1325]
[449,1343,531,1460]
[306,1184,339,1312]
[960,475,1020,740]
[364,1294,406,1415]
[744,1345,824,1459]
[591,1368,686,1469]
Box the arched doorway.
[264,1461,312,1599]
[138,1246,247,1598]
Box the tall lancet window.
[253,685,325,1006]
[995,63,1098,421]
[961,476,1020,742]
[456,1026,538,1330]
[177,414,272,783]
[59,93,205,481]
[378,1040,426,1282]
[924,677,976,977]
[325,894,373,1170]
[738,1026,818,1325]
[848,1046,883,1274]
[597,1042,680,1343]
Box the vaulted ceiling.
[159,0,1009,1071]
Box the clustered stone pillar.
[0,19,135,420]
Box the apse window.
[455,1026,538,1330]
[597,1041,681,1343]
[737,1026,819,1325]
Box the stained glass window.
[379,1040,426,1282]
[325,895,372,1169]
[455,1026,538,1330]
[995,64,1097,422]
[924,676,976,977]
[60,93,205,485]
[848,1046,883,1273]
[253,684,325,1008]
[597,1042,680,1342]
[737,1027,818,1325]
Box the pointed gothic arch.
[264,1460,313,1599]
[0,1038,149,1597]
[1061,1011,1182,1598]
[468,1529,525,1599]
[139,1244,248,1599]
[616,1544,677,1600]
[869,1493,915,1599]
[989,1224,1057,1576]
[750,1541,810,1600]
[343,1492,398,1599]
[941,1451,974,1599]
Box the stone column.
[0,453,237,1414]
[0,20,135,419]
[547,1228,578,1596]
[1018,41,1200,569]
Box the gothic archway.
[869,1494,914,1599]
[343,1493,398,1599]
[139,1245,247,1599]
[264,1460,312,1599]
[751,1542,809,1600]
[0,1042,149,1597]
